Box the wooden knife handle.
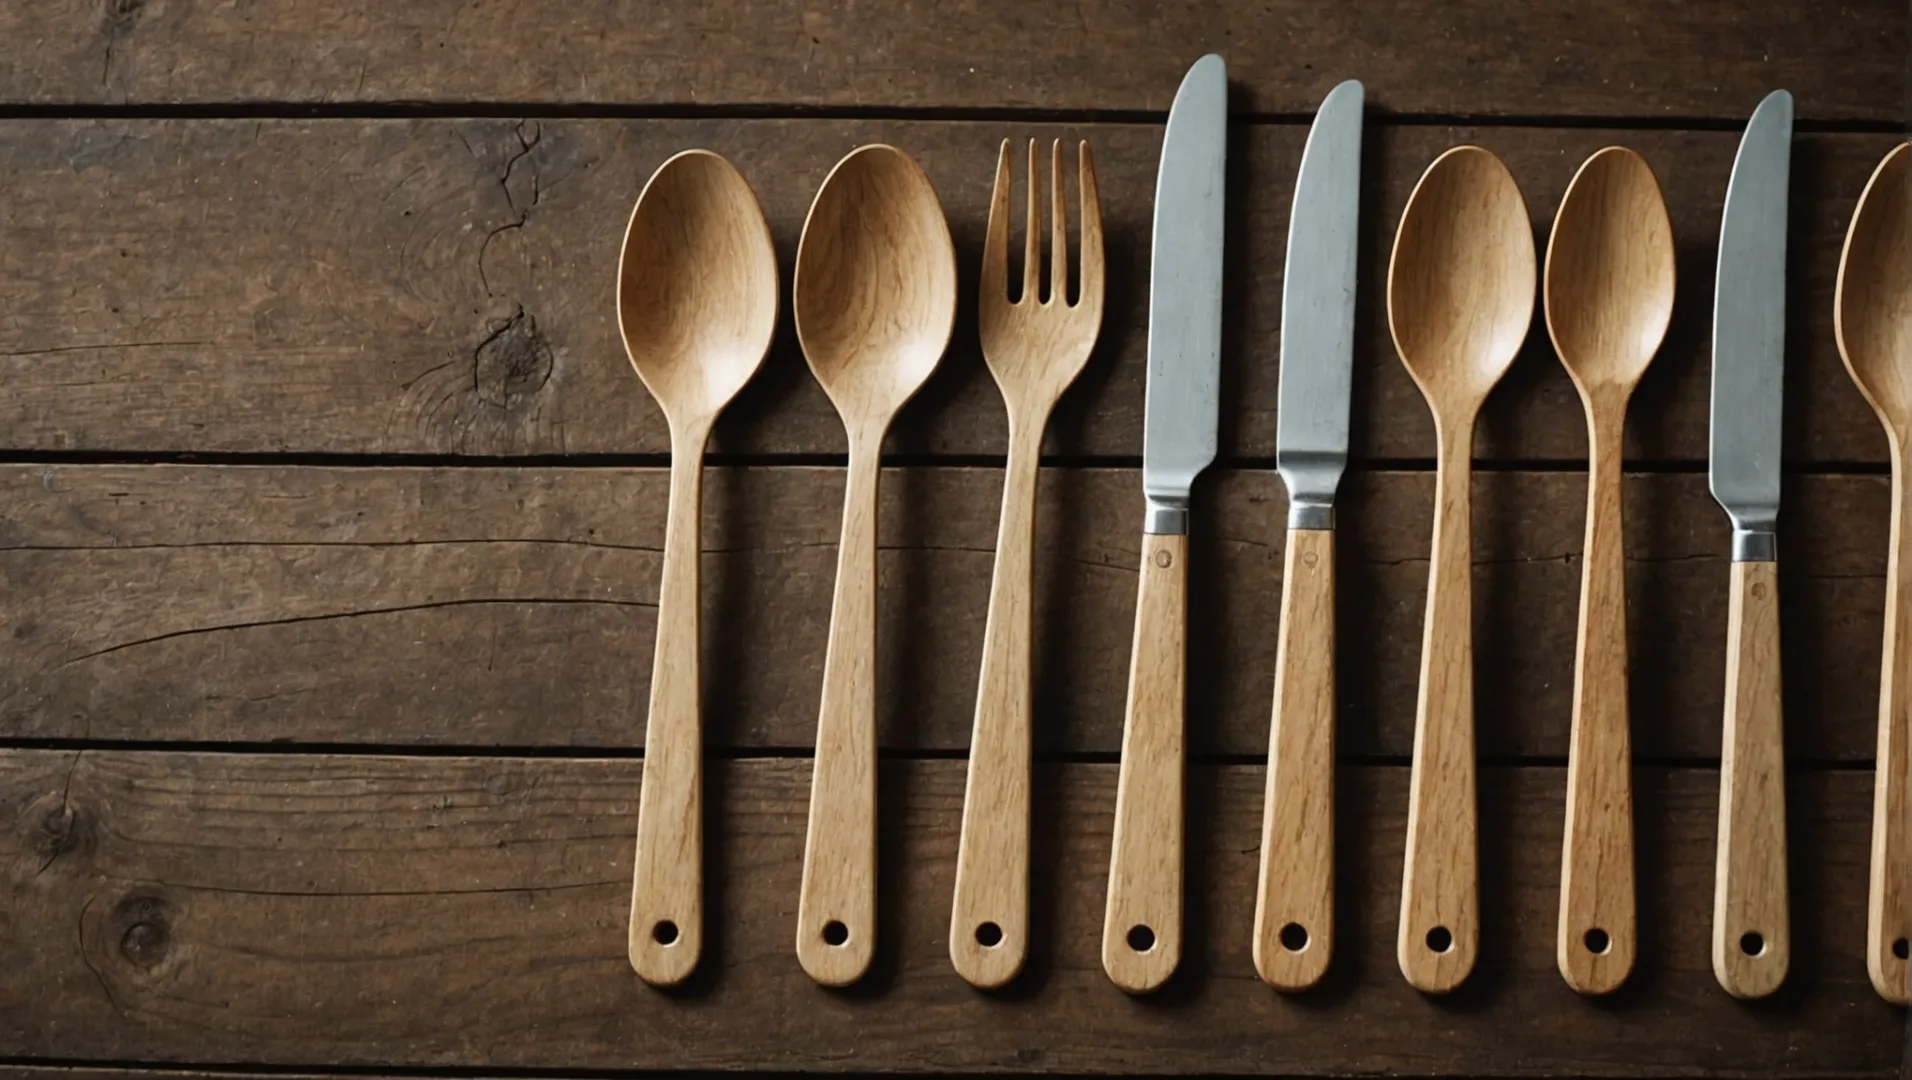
[628,437,706,986]
[1253,526,1335,990]
[950,430,1041,988]
[1713,557,1789,999]
[1398,428,1478,994]
[1103,531,1187,993]
[1870,459,1910,1004]
[796,442,881,987]
[1558,413,1636,995]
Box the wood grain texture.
[1557,405,1638,995]
[0,0,1901,118]
[0,751,1900,1074]
[1714,560,1790,999]
[796,447,882,987]
[0,463,1899,762]
[0,119,1895,465]
[1867,458,1912,1004]
[1102,532,1186,993]
[1253,526,1335,990]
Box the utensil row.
[614,58,1910,1008]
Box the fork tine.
[1023,138,1041,303]
[1076,140,1106,313]
[983,139,1011,301]
[1050,139,1068,306]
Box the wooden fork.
[950,138,1105,988]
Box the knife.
[1102,52,1226,994]
[1252,78,1363,992]
[1708,87,1792,1000]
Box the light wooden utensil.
[950,138,1105,989]
[1386,145,1536,994]
[1834,139,1912,1006]
[792,143,957,987]
[617,149,779,987]
[1543,146,1675,996]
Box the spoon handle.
[1869,455,1910,1004]
[1253,525,1335,990]
[1558,408,1636,995]
[1713,557,1789,998]
[628,437,706,987]
[797,441,881,987]
[1398,423,1478,994]
[950,424,1041,988]
[1102,530,1187,993]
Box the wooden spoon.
[1834,139,1912,1006]
[1386,145,1536,994]
[617,149,778,986]
[792,143,957,986]
[1544,146,1675,996]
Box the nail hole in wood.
[1126,924,1156,953]
[975,921,1003,948]
[1583,927,1610,955]
[1892,937,1907,960]
[1278,922,1308,952]
[1425,926,1453,953]
[822,920,849,947]
[1739,931,1765,957]
[651,920,678,946]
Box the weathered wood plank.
[0,751,1897,1073]
[0,464,1890,761]
[0,1,1900,120]
[0,119,1894,464]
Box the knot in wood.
[472,307,554,410]
[121,920,168,967]
[36,805,75,851]
[1154,549,1173,569]
[113,894,173,969]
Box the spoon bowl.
[1546,147,1676,397]
[796,144,958,434]
[618,149,779,428]
[1838,142,1912,427]
[1389,145,1537,411]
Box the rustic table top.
[0,2,1907,1078]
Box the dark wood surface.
[0,1,1902,120]
[0,1,1905,1077]
[0,752,1902,1074]
[0,119,1900,464]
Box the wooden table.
[0,3,1906,1076]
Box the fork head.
[979,138,1106,409]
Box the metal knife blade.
[1142,53,1227,536]
[1710,89,1793,562]
[1276,79,1364,531]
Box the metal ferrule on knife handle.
[1144,495,1189,536]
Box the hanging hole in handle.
[1739,931,1765,957]
[1583,927,1610,955]
[975,921,1003,948]
[651,920,679,946]
[1126,924,1156,953]
[1425,926,1453,954]
[1278,922,1309,953]
[822,920,849,947]
[1891,936,1908,960]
